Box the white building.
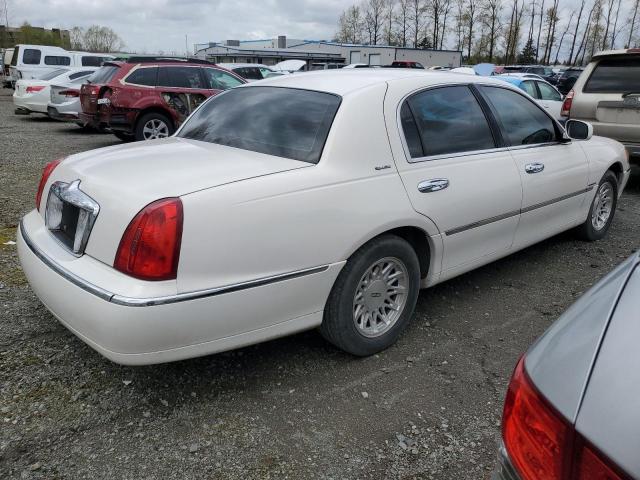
[194,36,462,69]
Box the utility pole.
[3,0,9,28]
[185,34,188,57]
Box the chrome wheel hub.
[591,182,613,231]
[142,119,169,140]
[353,257,408,338]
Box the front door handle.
[418,178,449,193]
[525,163,545,174]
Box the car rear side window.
[87,65,119,84]
[126,67,158,86]
[40,69,69,81]
[584,57,640,93]
[178,86,340,164]
[401,85,495,158]
[537,81,561,101]
[69,70,93,80]
[44,55,71,66]
[23,49,41,65]
[521,81,538,98]
[480,86,556,145]
[157,66,205,89]
[82,56,107,67]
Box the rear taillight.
[114,198,183,281]
[36,158,64,211]
[627,48,640,53]
[59,89,80,98]
[561,90,574,117]
[88,85,100,96]
[26,85,45,93]
[502,356,629,480]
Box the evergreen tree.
[518,37,536,64]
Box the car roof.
[217,63,267,69]
[592,48,640,59]
[495,75,523,86]
[244,69,512,96]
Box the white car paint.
[13,68,97,114]
[17,69,630,365]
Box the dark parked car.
[494,251,640,480]
[556,67,584,95]
[79,57,246,142]
[389,61,425,69]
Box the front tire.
[576,170,618,241]
[320,235,421,356]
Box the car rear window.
[40,68,69,81]
[23,48,41,65]
[178,86,341,164]
[44,55,71,66]
[82,56,109,67]
[584,57,640,93]
[87,65,119,84]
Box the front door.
[477,85,589,249]
[390,85,523,276]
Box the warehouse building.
[194,36,462,69]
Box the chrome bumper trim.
[20,218,329,308]
[492,443,521,480]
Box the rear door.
[156,66,212,124]
[572,55,640,144]
[390,84,522,276]
[478,85,589,248]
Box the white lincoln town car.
[18,70,630,365]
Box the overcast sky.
[4,0,353,53]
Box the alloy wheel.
[591,182,613,231]
[142,119,170,140]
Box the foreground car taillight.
[502,356,629,480]
[36,158,64,210]
[26,85,45,93]
[561,90,574,117]
[114,198,183,281]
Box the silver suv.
[562,49,640,162]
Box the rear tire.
[576,170,618,241]
[320,235,421,356]
[135,112,174,141]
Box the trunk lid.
[47,138,310,265]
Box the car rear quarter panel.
[575,261,640,477]
[525,253,638,423]
[177,83,438,295]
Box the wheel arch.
[607,161,624,187]
[135,106,176,130]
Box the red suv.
[79,57,246,142]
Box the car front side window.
[521,81,538,98]
[400,85,496,159]
[203,68,244,90]
[537,82,562,101]
[480,86,556,146]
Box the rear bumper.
[17,210,339,365]
[13,95,48,114]
[492,443,521,480]
[79,109,136,132]
[47,105,79,121]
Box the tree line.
[335,0,640,65]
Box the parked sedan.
[17,70,630,365]
[494,251,640,480]
[13,68,96,115]
[497,75,565,121]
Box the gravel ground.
[0,87,639,480]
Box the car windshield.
[584,57,640,93]
[178,86,341,164]
[87,65,119,84]
[39,69,69,81]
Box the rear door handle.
[525,163,545,174]
[418,178,449,193]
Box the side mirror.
[565,119,593,140]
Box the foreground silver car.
[494,251,640,480]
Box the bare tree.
[481,0,502,61]
[363,0,386,44]
[535,0,545,60]
[553,14,572,64]
[542,0,559,64]
[575,1,596,64]
[609,0,623,48]
[454,0,467,51]
[601,0,616,49]
[438,0,453,48]
[336,5,364,43]
[409,0,426,47]
[397,0,410,46]
[384,0,396,45]
[568,0,586,64]
[75,25,124,52]
[628,0,640,47]
[465,0,479,60]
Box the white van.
[9,44,114,81]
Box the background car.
[389,61,425,68]
[497,75,565,121]
[17,70,629,365]
[494,251,640,480]
[556,66,584,94]
[561,48,640,163]
[13,67,97,115]
[78,57,246,141]
[216,63,284,80]
[47,71,99,124]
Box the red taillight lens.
[502,356,570,480]
[26,85,45,93]
[502,356,630,480]
[114,198,183,281]
[59,89,80,97]
[561,90,574,117]
[36,158,64,210]
[89,85,100,96]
